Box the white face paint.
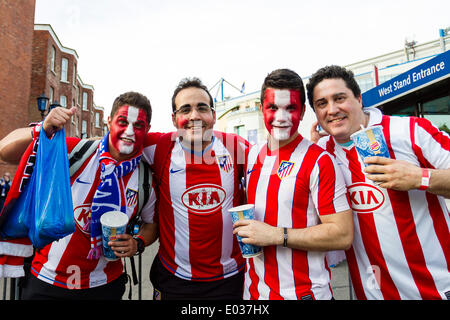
[271,90,294,141]
[118,106,139,155]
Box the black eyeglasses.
[174,104,214,115]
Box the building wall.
[0,0,36,177]
[31,25,105,139]
[0,17,105,177]
[348,34,450,93]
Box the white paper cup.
[100,211,129,261]
[350,125,390,166]
[229,204,262,258]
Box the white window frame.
[60,95,67,107]
[81,120,87,138]
[82,92,88,111]
[61,58,68,82]
[51,46,56,72]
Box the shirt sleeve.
[310,152,350,216]
[413,117,450,169]
[143,132,164,165]
[66,137,82,153]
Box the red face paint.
[262,88,303,141]
[110,105,148,156]
[176,116,190,129]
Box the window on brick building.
[82,120,87,138]
[82,92,88,111]
[49,87,54,103]
[60,95,67,107]
[73,63,77,85]
[61,58,68,82]
[74,114,79,136]
[95,112,100,127]
[51,46,56,72]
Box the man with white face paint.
[0,91,158,300]
[233,69,353,300]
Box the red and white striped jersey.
[143,131,248,281]
[31,138,156,289]
[0,238,33,278]
[318,107,450,300]
[244,134,350,300]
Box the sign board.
[362,50,450,108]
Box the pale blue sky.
[34,0,450,131]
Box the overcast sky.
[34,0,450,131]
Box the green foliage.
[439,124,450,134]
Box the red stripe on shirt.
[345,145,401,299]
[262,147,283,300]
[345,247,367,300]
[407,117,450,272]
[384,117,440,299]
[408,117,434,169]
[245,146,266,299]
[415,116,450,152]
[157,144,178,274]
[317,154,338,215]
[425,192,450,272]
[186,152,225,280]
[291,144,323,299]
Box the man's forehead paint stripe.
[265,88,302,107]
[124,105,139,123]
[274,90,292,107]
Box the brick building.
[0,0,36,176]
[0,1,105,177]
[31,24,105,139]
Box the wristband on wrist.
[31,122,42,139]
[419,168,431,191]
[283,227,288,248]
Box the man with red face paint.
[233,69,353,300]
[142,78,249,300]
[0,92,158,300]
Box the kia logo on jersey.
[74,204,92,234]
[181,184,226,214]
[348,183,385,213]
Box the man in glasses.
[143,78,249,300]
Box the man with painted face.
[307,65,450,300]
[142,78,249,300]
[0,92,157,300]
[233,69,353,300]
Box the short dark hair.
[110,91,152,124]
[306,65,361,109]
[260,69,306,106]
[172,77,214,113]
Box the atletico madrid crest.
[217,155,233,173]
[277,161,295,179]
[126,188,138,207]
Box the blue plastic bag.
[29,128,75,248]
[0,167,36,239]
[0,128,75,248]
[0,140,39,239]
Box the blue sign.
[362,50,450,108]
